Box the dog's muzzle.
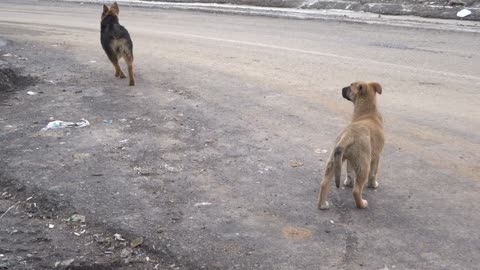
[342,87,352,101]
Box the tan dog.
[318,81,384,209]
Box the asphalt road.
[1,0,479,269]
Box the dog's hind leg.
[352,160,369,209]
[318,159,335,210]
[125,54,135,86]
[344,161,355,187]
[368,158,380,188]
[105,46,126,78]
[113,59,126,78]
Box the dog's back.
[101,17,133,60]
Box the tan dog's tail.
[333,146,344,188]
[332,135,353,188]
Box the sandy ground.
[1,0,479,269]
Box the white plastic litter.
[27,91,37,96]
[194,202,212,207]
[114,233,125,241]
[457,9,471,17]
[42,119,90,130]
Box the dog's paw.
[367,181,379,189]
[344,176,354,187]
[129,80,135,86]
[318,201,330,210]
[356,199,368,209]
[119,73,127,79]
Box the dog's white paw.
[368,181,379,189]
[357,199,368,209]
[319,201,330,210]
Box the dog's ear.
[111,2,119,15]
[102,4,109,15]
[370,82,382,95]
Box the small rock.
[289,160,304,168]
[120,248,133,258]
[130,237,144,248]
[448,0,464,6]
[68,214,86,223]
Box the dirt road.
[1,0,479,269]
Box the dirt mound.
[0,62,37,99]
[0,65,18,92]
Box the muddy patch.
[0,62,37,94]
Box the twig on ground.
[0,201,21,220]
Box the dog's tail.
[332,135,352,188]
[333,146,344,188]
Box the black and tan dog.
[318,81,384,209]
[101,2,135,86]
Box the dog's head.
[101,2,120,21]
[342,81,382,104]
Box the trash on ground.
[130,237,144,248]
[457,9,471,17]
[114,233,125,241]
[55,259,74,267]
[89,60,97,63]
[48,224,54,229]
[27,91,37,95]
[68,214,86,223]
[42,119,90,130]
[315,149,328,154]
[194,202,212,207]
[18,57,28,60]
[289,160,304,168]
[2,53,12,57]
[119,139,129,143]
[330,220,335,224]
[165,164,182,172]
[103,119,112,124]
